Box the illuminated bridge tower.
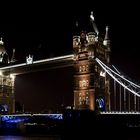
[0,38,15,114]
[73,26,111,111]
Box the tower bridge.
[0,12,140,115]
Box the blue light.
[1,115,29,124]
[96,98,105,109]
[68,113,72,117]
[35,114,63,120]
[49,114,63,119]
[0,104,8,114]
[0,114,63,129]
[77,112,80,117]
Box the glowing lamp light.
[100,71,106,77]
[103,40,107,46]
[96,98,104,109]
[0,71,3,76]
[10,74,15,80]
[0,37,4,45]
[26,54,33,64]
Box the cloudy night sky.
[0,1,140,112]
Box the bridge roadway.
[0,54,74,75]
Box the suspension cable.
[95,58,140,97]
[96,58,140,88]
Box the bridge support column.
[0,72,15,114]
[123,88,126,111]
[134,95,136,112]
[105,79,111,111]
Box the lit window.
[82,65,86,71]
[79,92,86,105]
[79,65,89,72]
[86,96,89,105]
[82,80,86,87]
[79,66,82,72]
[79,80,89,88]
[95,65,98,72]
[86,80,89,86]
[86,65,89,71]
[79,81,82,87]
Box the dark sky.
[0,1,140,112]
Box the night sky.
[0,1,140,112]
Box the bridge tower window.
[79,65,89,72]
[79,92,86,105]
[79,92,89,105]
[79,66,82,72]
[79,80,89,88]
[82,65,86,71]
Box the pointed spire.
[90,11,99,36]
[90,11,94,21]
[74,20,80,36]
[0,37,4,45]
[105,26,109,40]
[103,26,110,46]
[76,21,78,28]
[11,48,16,63]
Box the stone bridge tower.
[73,23,111,111]
[0,38,15,114]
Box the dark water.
[0,136,61,140]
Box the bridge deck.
[0,54,74,75]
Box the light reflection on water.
[0,136,61,140]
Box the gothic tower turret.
[10,48,16,63]
[0,37,9,65]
